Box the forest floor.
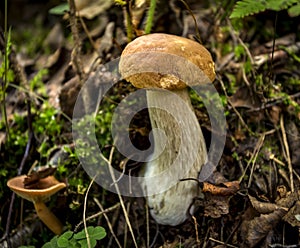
[1,0,300,247]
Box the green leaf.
[74,226,106,241]
[57,231,74,247]
[288,3,300,17]
[42,236,59,248]
[49,3,69,15]
[77,238,97,248]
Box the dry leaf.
[59,76,82,117]
[75,0,114,19]
[204,195,231,218]
[268,106,281,125]
[283,201,300,227]
[248,195,287,214]
[24,167,57,189]
[241,208,287,247]
[285,120,300,165]
[229,86,260,109]
[203,181,240,196]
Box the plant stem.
[144,0,157,34]
[125,1,133,41]
[2,0,10,139]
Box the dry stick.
[101,146,139,248]
[247,91,300,113]
[68,0,85,82]
[217,75,254,135]
[178,0,202,43]
[192,216,200,246]
[208,238,238,248]
[280,115,294,192]
[2,33,33,247]
[247,133,265,188]
[78,16,98,53]
[75,203,121,231]
[146,202,150,248]
[238,132,265,185]
[237,36,255,65]
[93,198,122,248]
[123,202,131,248]
[83,174,97,248]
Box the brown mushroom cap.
[7,175,66,203]
[119,33,215,90]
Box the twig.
[75,202,121,231]
[78,16,98,53]
[123,202,131,248]
[0,24,10,138]
[149,222,159,248]
[4,101,33,248]
[178,0,202,43]
[68,0,85,82]
[247,134,265,188]
[237,36,255,66]
[238,133,265,185]
[146,201,150,248]
[100,146,138,248]
[83,173,97,248]
[269,12,278,78]
[217,75,254,135]
[192,216,200,246]
[280,115,294,192]
[208,237,238,248]
[93,198,122,248]
[2,29,33,246]
[246,91,300,113]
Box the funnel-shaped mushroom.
[7,175,66,235]
[119,33,215,225]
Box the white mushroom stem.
[34,201,64,235]
[141,88,207,226]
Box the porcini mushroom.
[7,175,66,234]
[119,33,215,225]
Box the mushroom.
[7,175,66,235]
[119,33,215,225]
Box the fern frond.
[230,0,267,18]
[230,0,299,18]
[266,0,298,11]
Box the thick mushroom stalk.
[119,33,215,225]
[144,89,207,225]
[7,175,66,235]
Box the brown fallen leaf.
[283,200,300,227]
[248,195,288,214]
[285,120,300,166]
[203,195,231,218]
[24,167,57,189]
[240,208,287,248]
[202,181,240,196]
[200,180,240,218]
[228,86,260,109]
[75,0,114,19]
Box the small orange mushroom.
[7,175,66,235]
